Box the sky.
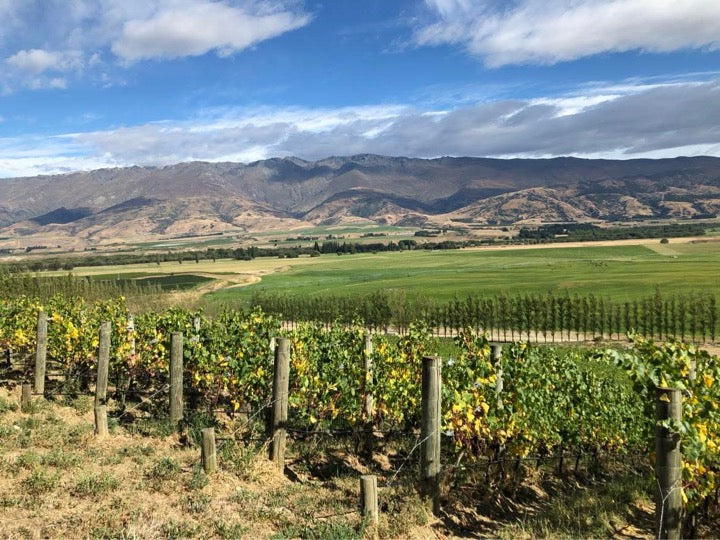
[1,0,720,178]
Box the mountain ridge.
[1,154,719,246]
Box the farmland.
[30,237,720,307]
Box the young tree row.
[250,289,718,342]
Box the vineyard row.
[1,294,719,536]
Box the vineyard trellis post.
[21,383,31,412]
[655,387,682,540]
[94,321,111,437]
[360,474,379,529]
[34,310,47,396]
[420,355,441,515]
[270,337,290,468]
[169,332,184,426]
[201,428,217,474]
[127,315,135,357]
[362,332,375,458]
[491,343,503,409]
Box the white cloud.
[416,0,720,66]
[0,1,310,90]
[112,1,310,61]
[6,49,60,74]
[6,49,83,75]
[2,78,720,177]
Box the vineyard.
[1,294,719,538]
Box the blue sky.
[1,0,720,177]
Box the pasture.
[205,240,720,307]
[40,238,720,307]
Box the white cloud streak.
[1,78,719,178]
[416,0,720,66]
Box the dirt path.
[146,272,263,305]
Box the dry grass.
[0,386,373,539]
[4,385,710,539]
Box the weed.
[116,443,156,465]
[16,417,41,430]
[129,417,176,438]
[41,448,81,469]
[185,464,209,491]
[214,520,250,538]
[184,409,216,446]
[228,487,253,505]
[378,484,428,539]
[20,398,45,415]
[72,472,120,497]
[162,519,200,538]
[66,422,94,444]
[0,495,21,508]
[0,395,18,414]
[183,493,212,514]
[147,457,181,482]
[14,451,41,471]
[219,440,263,479]
[273,520,362,540]
[65,395,92,414]
[100,452,124,466]
[0,423,13,438]
[88,525,130,539]
[22,469,59,495]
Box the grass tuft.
[72,472,120,497]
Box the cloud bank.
[2,79,719,177]
[416,0,720,66]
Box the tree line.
[249,289,718,342]
[518,221,709,242]
[1,239,487,273]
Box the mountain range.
[1,154,720,246]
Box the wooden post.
[360,474,379,528]
[94,322,111,436]
[201,428,217,474]
[688,359,697,382]
[4,348,10,367]
[491,343,503,409]
[420,355,442,515]
[362,333,375,458]
[169,332,184,426]
[34,311,47,396]
[95,322,111,406]
[94,405,108,436]
[21,383,32,412]
[270,338,290,468]
[127,315,136,357]
[655,387,682,540]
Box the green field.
[206,241,720,306]
[39,239,720,306]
